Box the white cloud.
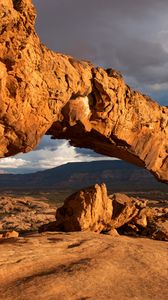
[0,157,29,168]
[36,142,113,169]
[0,140,115,173]
[21,140,113,170]
[34,141,79,169]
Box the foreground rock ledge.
[0,232,167,300]
[0,0,168,182]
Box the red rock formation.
[39,184,168,241]
[0,0,167,182]
[55,183,113,232]
[1,230,19,238]
[110,193,147,229]
[54,184,149,233]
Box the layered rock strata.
[0,0,167,182]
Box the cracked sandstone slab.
[0,0,167,182]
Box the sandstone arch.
[0,0,167,182]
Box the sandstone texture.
[0,196,55,232]
[40,184,168,241]
[55,183,112,232]
[1,230,19,238]
[0,231,167,300]
[0,186,167,241]
[0,0,167,182]
[110,193,147,229]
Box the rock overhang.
[0,0,167,183]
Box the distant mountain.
[0,160,167,193]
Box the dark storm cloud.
[33,0,168,103]
[115,38,168,84]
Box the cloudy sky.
[0,0,168,173]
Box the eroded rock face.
[40,184,168,241]
[53,185,149,234]
[0,0,167,182]
[0,0,93,157]
[55,183,113,232]
[110,193,147,229]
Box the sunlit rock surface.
[39,184,168,241]
[0,232,167,300]
[0,0,167,182]
[0,196,55,232]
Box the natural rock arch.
[0,0,167,182]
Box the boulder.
[110,193,147,229]
[144,208,168,241]
[40,185,147,234]
[39,183,168,241]
[55,183,113,232]
[133,208,148,228]
[1,230,19,239]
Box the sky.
[0,0,168,173]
